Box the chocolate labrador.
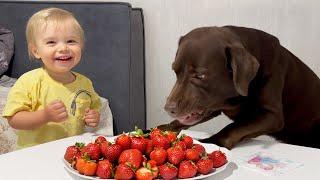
[159,26,320,149]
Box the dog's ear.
[226,45,259,96]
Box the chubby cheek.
[73,49,82,63]
[74,55,81,64]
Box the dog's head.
[165,27,259,125]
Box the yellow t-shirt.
[2,68,101,149]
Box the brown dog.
[159,26,320,149]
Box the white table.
[0,132,319,180]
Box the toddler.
[2,8,101,149]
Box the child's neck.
[44,68,76,84]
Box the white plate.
[63,138,232,180]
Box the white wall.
[28,0,320,135]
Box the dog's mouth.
[176,110,204,125]
[175,108,222,126]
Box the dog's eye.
[195,74,206,80]
[191,73,207,87]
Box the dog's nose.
[165,101,178,116]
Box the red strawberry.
[64,146,79,163]
[99,141,110,156]
[165,131,177,143]
[83,161,98,176]
[181,135,193,148]
[150,128,163,140]
[96,159,113,179]
[75,154,97,176]
[104,144,122,162]
[152,134,170,150]
[209,150,227,168]
[173,140,187,151]
[145,162,159,179]
[178,160,197,178]
[193,144,206,156]
[150,148,167,165]
[114,163,135,180]
[147,159,157,168]
[136,164,159,180]
[135,166,157,180]
[135,167,152,180]
[131,137,147,153]
[118,149,143,169]
[167,147,185,165]
[159,163,178,180]
[64,142,84,163]
[196,158,213,175]
[115,134,132,150]
[95,136,107,144]
[75,157,86,174]
[185,148,200,161]
[82,143,101,161]
[145,139,154,156]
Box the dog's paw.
[156,123,182,133]
[199,135,234,150]
[156,120,188,133]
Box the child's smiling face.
[31,18,82,74]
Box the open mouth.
[176,110,204,125]
[55,55,72,61]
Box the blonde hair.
[26,7,84,59]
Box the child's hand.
[44,100,68,122]
[84,108,100,127]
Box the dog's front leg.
[200,111,284,149]
[201,73,286,149]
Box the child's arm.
[7,100,68,130]
[8,110,48,130]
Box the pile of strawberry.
[64,127,227,180]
